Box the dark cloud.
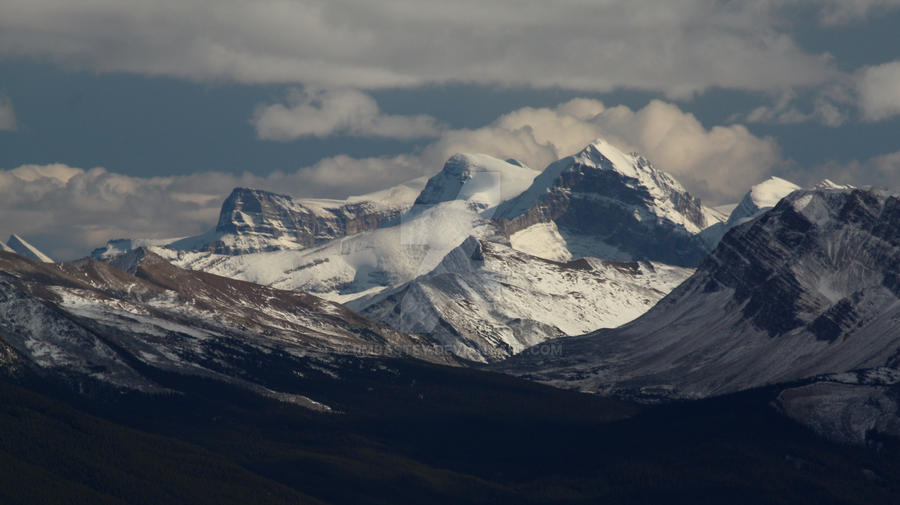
[0,0,850,96]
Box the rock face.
[493,139,713,267]
[91,181,425,259]
[350,236,692,363]
[0,248,452,402]
[777,368,900,448]
[497,187,900,401]
[199,187,411,254]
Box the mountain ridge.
[497,186,900,407]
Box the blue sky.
[1,0,899,259]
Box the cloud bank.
[0,0,854,97]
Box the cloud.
[857,61,900,121]
[0,94,16,131]
[253,88,443,140]
[0,0,843,97]
[739,84,853,127]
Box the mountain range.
[4,137,900,503]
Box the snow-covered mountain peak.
[724,176,801,229]
[352,235,693,362]
[176,185,416,255]
[748,176,801,208]
[215,187,310,236]
[493,139,713,266]
[783,186,878,227]
[499,187,900,400]
[570,139,642,178]
[814,179,855,190]
[6,234,53,263]
[93,182,423,258]
[497,138,706,230]
[412,153,538,210]
[106,246,154,274]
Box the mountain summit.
[494,139,716,266]
[725,176,801,228]
[499,186,900,402]
[412,153,538,211]
[189,187,414,254]
[93,181,425,258]
[5,234,53,263]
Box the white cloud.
[0,94,16,131]
[739,84,853,127]
[253,88,443,140]
[0,0,843,97]
[857,61,900,121]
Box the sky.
[1,0,899,259]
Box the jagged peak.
[782,186,886,227]
[496,138,704,232]
[225,186,293,200]
[6,234,54,263]
[106,246,155,274]
[814,179,855,190]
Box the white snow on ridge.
[509,222,572,262]
[748,176,801,209]
[294,176,426,216]
[7,234,53,262]
[726,176,800,228]
[93,177,429,259]
[157,199,501,303]
[352,238,695,362]
[412,153,538,211]
[700,175,803,249]
[496,138,713,235]
[153,155,540,303]
[93,237,188,259]
[814,179,855,190]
